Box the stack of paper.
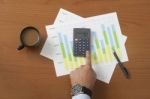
[41,8,128,83]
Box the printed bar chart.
[91,24,122,63]
[58,33,85,70]
[57,24,123,71]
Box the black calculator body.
[73,28,91,57]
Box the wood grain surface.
[0,0,150,99]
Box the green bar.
[95,39,100,48]
[106,45,113,60]
[102,25,109,45]
[113,31,120,48]
[93,52,98,64]
[103,54,107,62]
[117,48,122,59]
[103,32,109,45]
[92,52,98,64]
[68,54,72,61]
[60,43,66,58]
[98,49,104,62]
[93,52,97,60]
[95,36,102,61]
[73,52,78,67]
[74,57,77,62]
[112,46,115,51]
[70,48,77,69]
[102,48,106,53]
[64,59,68,70]
[95,38,103,62]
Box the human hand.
[70,51,96,90]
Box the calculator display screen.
[77,32,88,38]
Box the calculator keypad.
[74,38,90,57]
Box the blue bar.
[91,45,95,53]
[92,31,96,37]
[101,24,109,45]
[111,24,120,49]
[70,41,73,48]
[58,33,63,42]
[111,24,115,32]
[91,45,98,61]
[107,27,114,47]
[63,35,70,56]
[100,40,106,53]
[70,41,74,56]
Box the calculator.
[73,28,91,57]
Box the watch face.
[72,84,82,95]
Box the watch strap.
[72,84,92,98]
[82,86,92,98]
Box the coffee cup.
[17,26,41,50]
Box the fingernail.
[86,51,89,54]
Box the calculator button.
[79,39,81,41]
[75,38,78,41]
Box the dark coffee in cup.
[22,29,39,46]
[17,26,41,50]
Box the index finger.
[85,51,91,66]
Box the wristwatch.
[71,84,92,98]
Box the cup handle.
[17,44,25,50]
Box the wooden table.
[0,0,150,99]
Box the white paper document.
[41,8,128,83]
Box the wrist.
[71,84,92,98]
[71,83,93,91]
